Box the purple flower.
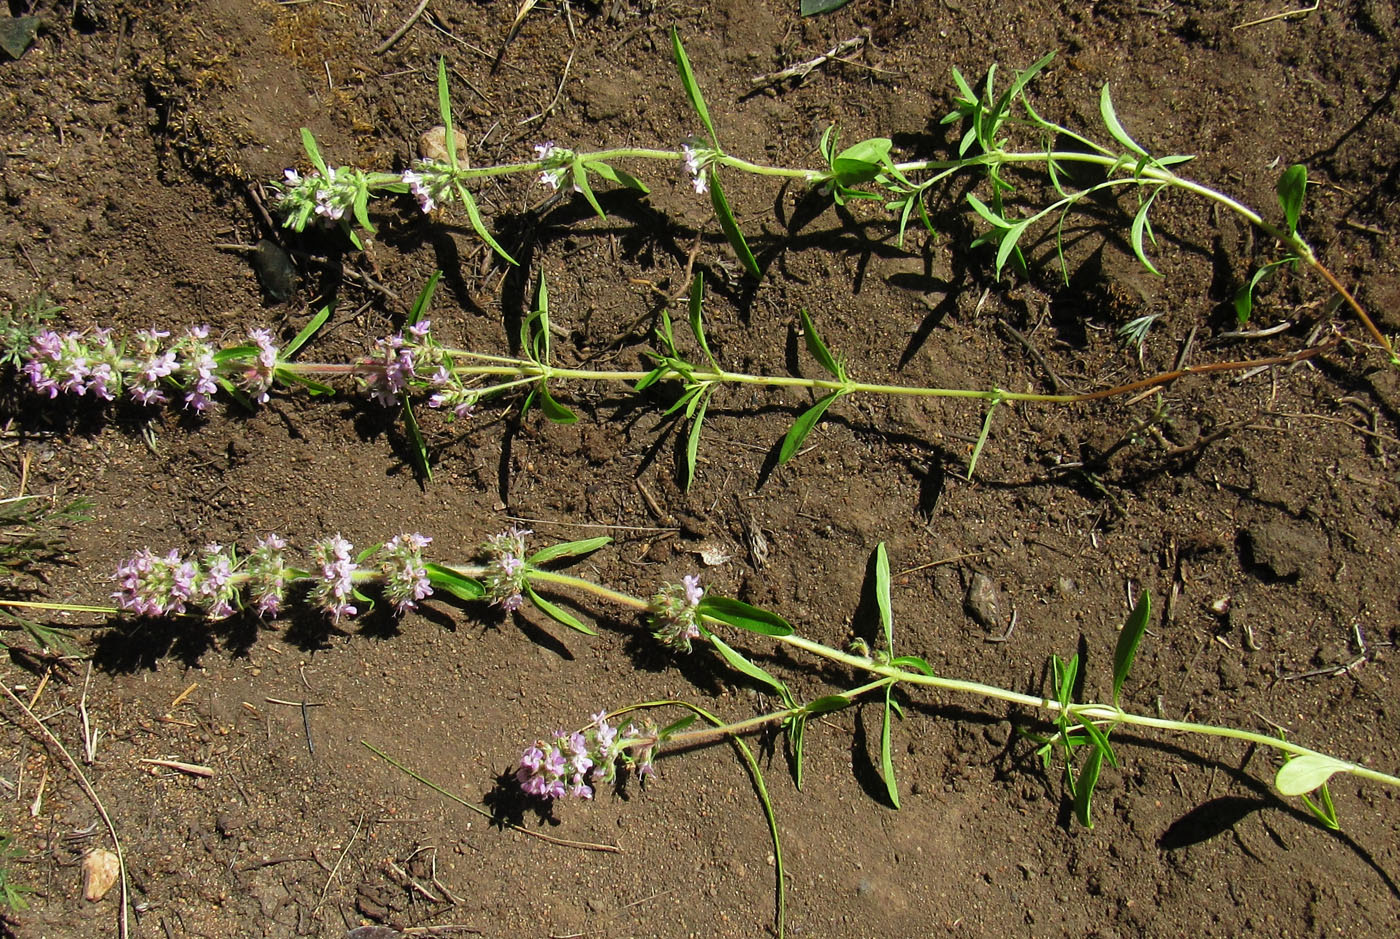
[381,533,433,615]
[113,548,197,618]
[362,332,417,407]
[309,534,359,622]
[198,544,239,620]
[402,161,452,214]
[483,528,531,612]
[235,328,279,405]
[649,574,704,652]
[682,143,710,194]
[246,534,289,618]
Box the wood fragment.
[138,758,215,778]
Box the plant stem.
[516,568,1400,794]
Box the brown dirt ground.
[2,0,1400,936]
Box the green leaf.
[536,383,577,424]
[671,29,718,145]
[995,51,1056,120]
[684,391,708,491]
[1072,744,1105,827]
[401,399,433,482]
[1099,84,1148,159]
[284,305,332,359]
[1301,783,1340,830]
[804,694,853,715]
[801,0,851,14]
[300,128,329,177]
[273,368,335,396]
[586,160,650,193]
[830,137,892,188]
[0,16,41,59]
[890,655,934,676]
[1112,589,1150,707]
[572,162,607,219]
[881,686,901,809]
[407,270,441,327]
[778,390,842,464]
[965,396,1000,479]
[1275,753,1351,797]
[436,57,457,168]
[1053,653,1079,711]
[966,192,1011,229]
[873,543,894,651]
[1074,716,1119,768]
[995,219,1031,278]
[425,563,486,601]
[524,583,597,635]
[1276,164,1307,237]
[213,343,257,364]
[688,273,721,371]
[787,713,808,789]
[657,715,699,740]
[705,630,786,694]
[1233,259,1287,325]
[1129,190,1164,276]
[697,595,794,636]
[526,536,612,565]
[708,169,760,278]
[798,308,844,380]
[455,182,518,265]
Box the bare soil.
[2,0,1400,937]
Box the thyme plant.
[81,528,1399,832]
[269,34,1393,364]
[14,273,1333,485]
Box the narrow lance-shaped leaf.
[708,168,760,278]
[407,270,442,327]
[779,390,843,465]
[1073,744,1105,828]
[670,29,718,146]
[586,160,649,193]
[400,399,433,482]
[705,630,787,695]
[300,128,329,177]
[437,57,458,169]
[455,182,518,265]
[688,273,721,371]
[571,162,607,219]
[1112,589,1151,706]
[683,389,709,490]
[1129,189,1164,276]
[536,384,577,425]
[1276,163,1307,237]
[799,308,843,380]
[881,685,901,809]
[697,595,794,636]
[1099,84,1149,159]
[424,563,485,601]
[526,536,612,566]
[524,583,597,635]
[874,543,894,651]
[283,305,332,359]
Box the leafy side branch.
[272,39,1393,364]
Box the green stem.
[514,568,1400,793]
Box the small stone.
[965,572,1004,629]
[82,848,120,902]
[419,125,468,164]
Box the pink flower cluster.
[515,710,656,801]
[23,325,281,413]
[111,532,434,623]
